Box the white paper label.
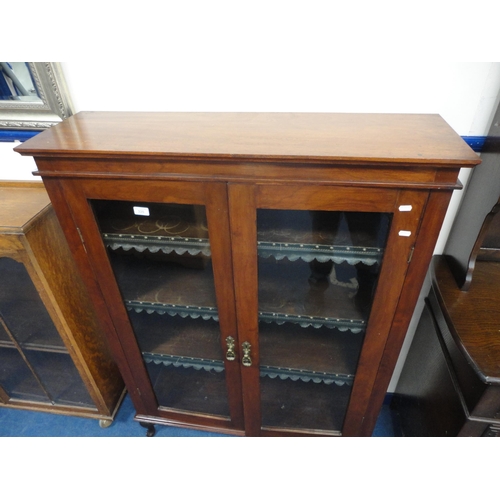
[133,206,150,216]
[398,230,412,237]
[399,205,413,212]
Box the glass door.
[0,257,95,408]
[90,196,237,422]
[228,183,405,436]
[256,209,391,433]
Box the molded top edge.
[15,111,481,166]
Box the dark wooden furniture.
[15,112,480,436]
[0,181,124,426]
[392,251,500,437]
[392,101,500,437]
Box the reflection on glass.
[0,257,94,407]
[0,63,40,101]
[257,210,391,433]
[92,200,230,417]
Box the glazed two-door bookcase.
[16,112,480,436]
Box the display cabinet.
[0,182,124,426]
[15,112,480,436]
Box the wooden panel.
[432,256,500,382]
[79,177,207,205]
[342,189,431,436]
[0,234,25,259]
[391,303,467,437]
[257,184,398,211]
[203,182,244,429]
[32,158,449,190]
[0,182,49,232]
[42,177,152,413]
[393,281,500,436]
[228,183,261,436]
[15,112,479,166]
[357,190,454,436]
[25,207,124,413]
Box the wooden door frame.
[42,176,245,432]
[229,182,434,436]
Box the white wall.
[3,62,500,179]
[63,61,498,131]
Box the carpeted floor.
[0,393,401,437]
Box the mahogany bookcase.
[15,112,480,436]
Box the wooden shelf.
[147,362,230,417]
[132,313,222,359]
[94,200,209,237]
[104,231,383,266]
[260,375,352,433]
[258,209,387,266]
[104,233,211,257]
[258,258,369,332]
[258,241,382,266]
[111,252,369,331]
[111,253,218,319]
[131,310,360,385]
[259,322,362,385]
[101,205,386,265]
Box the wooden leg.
[140,422,156,437]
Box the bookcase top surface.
[15,111,480,166]
[0,182,50,231]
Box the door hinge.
[76,227,87,253]
[407,246,415,263]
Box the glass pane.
[23,350,95,407]
[0,257,94,407]
[0,257,63,349]
[257,209,391,433]
[0,343,50,403]
[92,200,230,417]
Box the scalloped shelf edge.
[142,353,354,385]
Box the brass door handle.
[225,336,236,361]
[241,341,252,367]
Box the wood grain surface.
[15,112,479,166]
[432,255,500,382]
